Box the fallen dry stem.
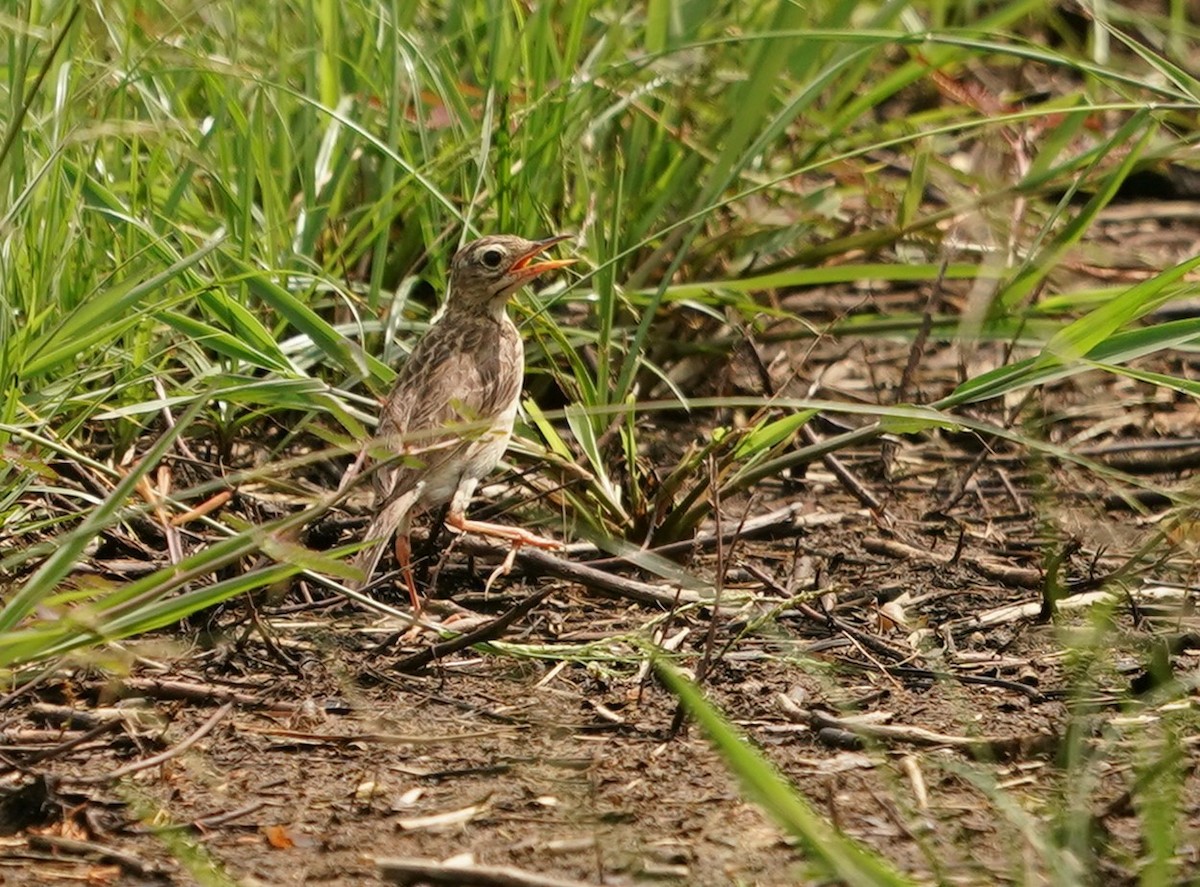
[67,701,233,785]
[377,857,600,887]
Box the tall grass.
[1,0,1195,651]
[2,1,1199,878]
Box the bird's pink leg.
[394,533,421,611]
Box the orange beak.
[509,234,576,280]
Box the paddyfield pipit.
[353,234,574,608]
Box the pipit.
[352,234,574,608]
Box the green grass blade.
[656,660,918,887]
[223,253,383,383]
[0,392,207,634]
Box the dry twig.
[456,539,707,608]
[27,834,159,877]
[395,586,555,672]
[67,702,233,785]
[786,705,1058,760]
[377,857,600,887]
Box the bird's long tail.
[350,488,419,591]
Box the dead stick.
[28,703,121,730]
[456,540,705,608]
[803,707,1056,760]
[27,835,154,876]
[564,503,849,562]
[395,587,555,672]
[742,562,911,664]
[18,719,124,767]
[800,424,882,511]
[841,658,1046,701]
[190,799,267,830]
[68,702,233,785]
[125,799,268,835]
[116,677,297,711]
[864,536,1042,589]
[377,857,600,887]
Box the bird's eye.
[480,248,505,268]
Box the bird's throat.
[484,292,516,320]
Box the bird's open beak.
[510,234,576,279]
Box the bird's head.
[447,234,574,315]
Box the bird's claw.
[484,544,520,594]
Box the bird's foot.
[446,516,563,551]
[511,528,563,550]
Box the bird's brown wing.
[370,317,520,508]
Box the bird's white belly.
[416,403,518,510]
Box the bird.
[351,234,574,609]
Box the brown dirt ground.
[4,210,1200,886]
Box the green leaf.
[223,252,383,383]
[877,411,961,436]
[21,236,224,378]
[194,289,296,372]
[999,111,1155,310]
[1041,253,1200,362]
[734,411,813,459]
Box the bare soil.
[3,210,1200,886]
